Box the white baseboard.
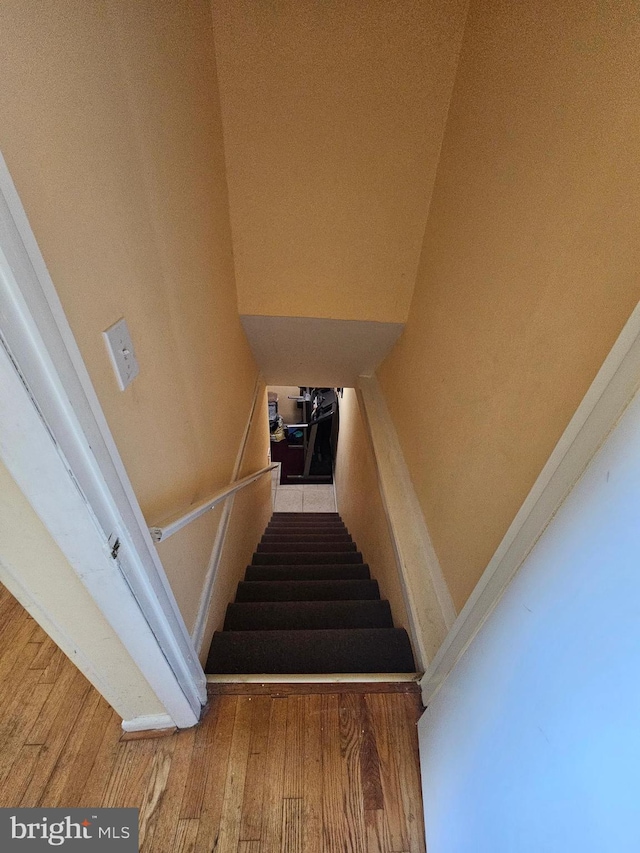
[357,376,456,672]
[121,714,175,733]
[420,298,640,706]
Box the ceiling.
[240,314,403,386]
[212,0,466,328]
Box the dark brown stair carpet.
[252,551,364,565]
[257,541,358,553]
[206,629,415,674]
[264,528,350,537]
[223,600,393,631]
[271,512,340,519]
[268,519,346,525]
[205,512,416,675]
[261,533,353,542]
[268,519,345,525]
[236,578,380,601]
[245,564,371,581]
[269,512,344,524]
[273,510,341,513]
[269,515,344,521]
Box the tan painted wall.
[200,384,273,661]
[156,505,225,634]
[0,0,258,628]
[334,389,410,636]
[378,0,640,610]
[0,461,164,721]
[213,0,468,324]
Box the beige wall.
[200,384,273,661]
[0,461,164,721]
[0,0,258,627]
[156,505,225,634]
[213,0,468,324]
[334,389,410,636]
[378,0,640,610]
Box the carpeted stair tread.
[269,514,343,519]
[268,522,345,528]
[236,578,380,601]
[261,533,353,543]
[245,564,371,581]
[270,512,343,517]
[223,600,393,631]
[260,537,354,546]
[268,519,345,526]
[265,528,349,538]
[269,516,345,523]
[256,541,358,553]
[252,551,363,565]
[206,628,415,674]
[272,512,340,518]
[268,516,346,522]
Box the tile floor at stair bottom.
[273,483,336,513]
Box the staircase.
[205,512,415,675]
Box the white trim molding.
[357,375,457,671]
[0,151,204,727]
[420,298,640,707]
[121,714,176,734]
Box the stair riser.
[265,521,348,533]
[268,516,343,521]
[261,539,353,547]
[257,542,357,553]
[265,529,349,538]
[245,565,370,581]
[262,534,352,542]
[206,628,415,674]
[272,513,340,518]
[266,521,347,531]
[252,552,363,565]
[236,579,379,601]
[224,600,393,631]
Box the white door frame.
[0,153,205,726]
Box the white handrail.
[149,463,278,543]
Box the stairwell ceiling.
[240,315,403,387]
[212,0,467,373]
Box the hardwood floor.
[0,584,426,851]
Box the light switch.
[103,317,139,391]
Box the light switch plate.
[103,317,139,391]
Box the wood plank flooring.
[0,584,426,851]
